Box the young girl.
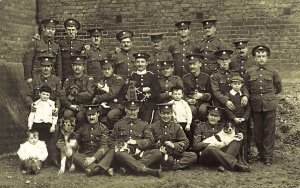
[17,130,48,174]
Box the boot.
[142,167,162,178]
[234,163,251,172]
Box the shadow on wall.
[0,62,28,155]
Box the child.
[28,85,58,154]
[17,130,48,174]
[224,75,251,164]
[169,85,193,141]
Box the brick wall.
[38,0,300,72]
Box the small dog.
[67,85,80,102]
[116,142,144,158]
[202,123,243,149]
[57,118,78,174]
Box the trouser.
[198,141,240,170]
[252,110,276,159]
[115,149,162,173]
[139,105,156,124]
[73,149,114,172]
[162,151,197,170]
[189,103,210,122]
[179,123,192,149]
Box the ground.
[0,82,300,188]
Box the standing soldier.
[158,60,183,103]
[230,40,256,78]
[244,45,282,166]
[57,18,85,81]
[183,54,212,122]
[129,53,160,124]
[151,103,197,170]
[168,21,197,78]
[60,55,95,130]
[92,59,126,130]
[147,33,173,77]
[83,28,111,81]
[196,19,226,76]
[113,30,137,81]
[22,18,62,83]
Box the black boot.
[234,163,251,172]
[142,167,162,178]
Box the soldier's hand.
[193,92,203,100]
[70,105,79,111]
[92,97,99,104]
[115,47,121,54]
[226,100,235,111]
[142,87,151,92]
[187,99,196,105]
[127,139,137,145]
[241,96,248,107]
[31,103,37,112]
[50,126,55,133]
[84,157,96,166]
[185,124,191,131]
[234,118,243,124]
[164,141,175,148]
[26,78,33,83]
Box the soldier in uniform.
[57,18,85,81]
[25,54,62,166]
[168,21,197,78]
[193,106,251,172]
[83,28,111,81]
[22,18,62,83]
[196,19,226,76]
[60,55,95,130]
[111,101,162,178]
[129,53,160,124]
[158,60,183,103]
[183,54,212,122]
[147,33,173,77]
[244,45,282,166]
[151,103,197,170]
[113,30,137,81]
[230,40,256,79]
[73,105,114,176]
[92,59,126,130]
[210,49,249,111]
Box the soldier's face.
[160,111,173,123]
[178,28,190,37]
[125,108,139,119]
[207,113,221,125]
[92,36,101,45]
[43,26,56,38]
[217,59,231,70]
[101,67,113,78]
[72,64,85,74]
[41,65,52,76]
[121,38,132,51]
[135,58,148,71]
[66,26,77,39]
[161,66,173,77]
[236,47,249,57]
[86,112,99,124]
[204,25,216,37]
[39,91,51,101]
[255,51,268,66]
[152,40,162,51]
[230,82,243,92]
[188,61,202,73]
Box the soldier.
[60,55,95,130]
[92,59,126,130]
[113,30,137,81]
[158,60,183,103]
[73,105,114,176]
[22,18,62,83]
[183,54,212,122]
[210,49,249,110]
[168,21,197,78]
[147,33,173,77]
[230,40,256,78]
[129,52,160,124]
[83,28,111,81]
[111,101,162,178]
[151,103,197,170]
[244,45,282,166]
[57,18,85,81]
[24,54,62,166]
[193,106,251,172]
[196,19,226,76]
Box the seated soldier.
[193,106,251,172]
[151,103,197,170]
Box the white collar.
[230,89,242,96]
[136,70,147,75]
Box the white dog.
[203,123,243,149]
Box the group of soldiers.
[22,17,282,177]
